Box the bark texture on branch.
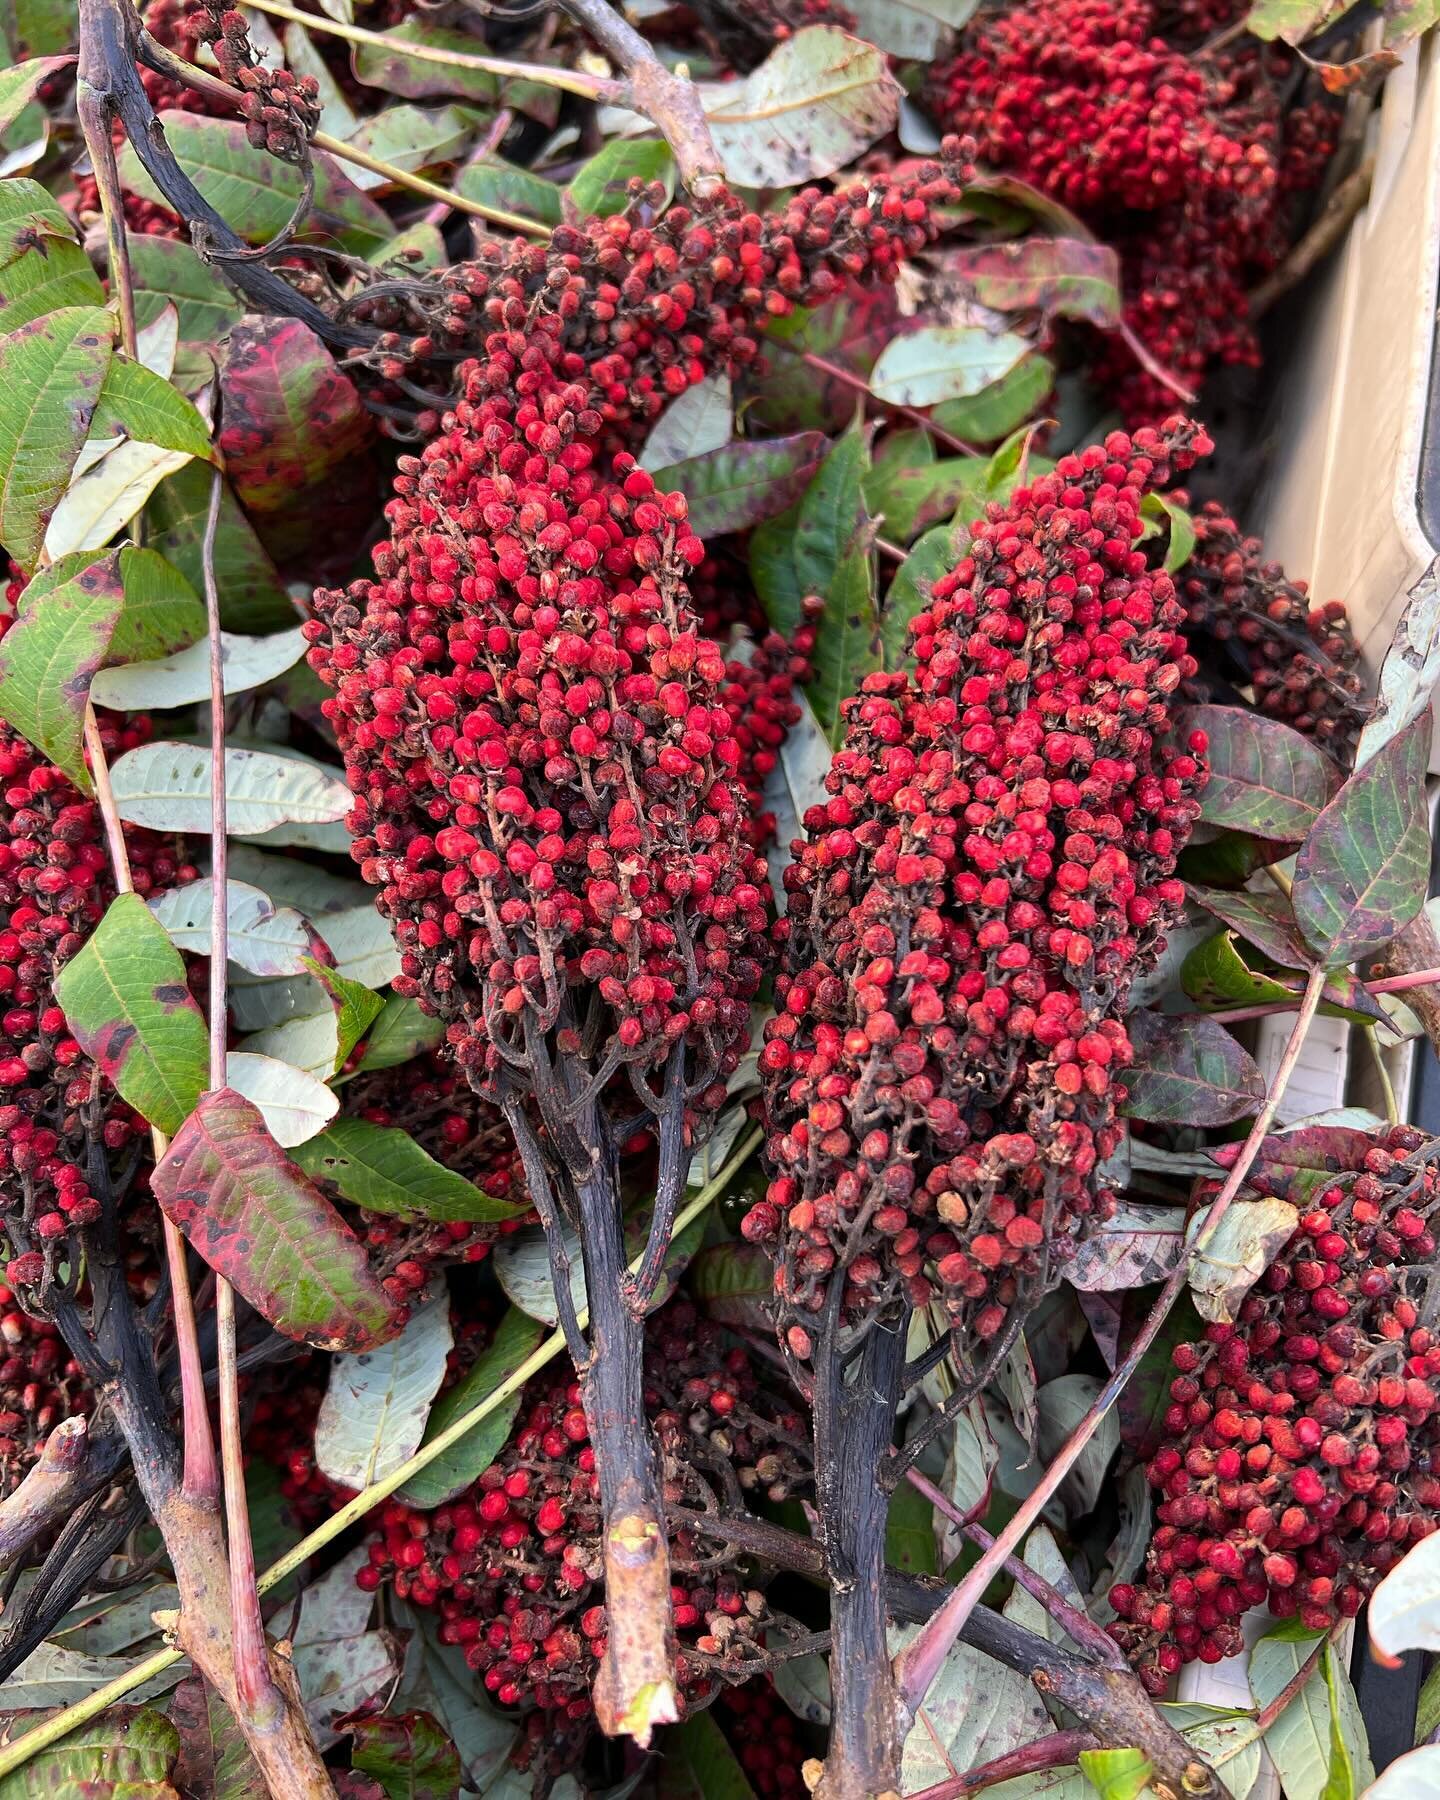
[0,1418,91,1572]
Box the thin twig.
[0,1134,762,1779]
[138,30,552,237]
[774,341,980,457]
[1249,159,1374,320]
[558,0,724,195]
[907,1728,1098,1800]
[892,965,1328,1714]
[244,0,621,100]
[904,1469,1128,1673]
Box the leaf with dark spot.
[53,893,209,1136]
[1182,703,1340,841]
[293,1117,527,1224]
[151,1088,403,1352]
[1187,885,1312,970]
[1122,1009,1266,1126]
[1292,714,1432,965]
[0,550,123,789]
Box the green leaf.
[108,741,351,839]
[170,1676,262,1799]
[152,1087,403,1350]
[1320,1641,1357,1800]
[1181,929,1299,1009]
[351,1711,463,1800]
[455,157,561,226]
[0,548,124,788]
[932,353,1053,444]
[703,26,897,189]
[1292,714,1432,965]
[53,892,209,1135]
[117,114,393,256]
[688,1240,774,1334]
[316,1296,453,1492]
[1245,0,1349,44]
[0,303,112,572]
[881,524,955,670]
[0,1707,179,1799]
[566,138,675,217]
[0,211,103,334]
[352,993,445,1075]
[870,325,1030,409]
[91,624,307,711]
[0,53,69,135]
[112,546,207,659]
[128,228,245,345]
[1140,491,1197,573]
[1121,1010,1266,1127]
[865,451,983,545]
[397,1307,547,1508]
[886,1474,938,1577]
[843,0,978,57]
[302,956,385,1071]
[655,1711,758,1800]
[145,461,294,634]
[652,432,824,537]
[1184,703,1339,840]
[0,0,76,56]
[945,239,1122,327]
[351,21,498,103]
[1251,1625,1374,1800]
[1078,1747,1153,1800]
[344,104,477,186]
[294,1117,527,1224]
[94,356,215,460]
[0,175,77,259]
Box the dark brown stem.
[1249,159,1374,320]
[558,0,724,197]
[812,1298,910,1800]
[569,1098,678,1744]
[0,1419,91,1571]
[908,1729,1098,1800]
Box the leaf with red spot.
[53,893,209,1136]
[217,317,375,574]
[348,1711,462,1800]
[939,239,1122,328]
[1221,1125,1382,1208]
[0,549,124,790]
[151,1088,403,1351]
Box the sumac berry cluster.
[306,328,774,1128]
[1112,1124,1440,1691]
[1177,501,1365,760]
[191,2,321,162]
[718,1677,810,1799]
[0,1281,90,1497]
[928,0,1335,419]
[341,146,972,441]
[358,1298,808,1716]
[0,716,194,1286]
[749,422,1210,1350]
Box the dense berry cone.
[0,1283,90,1497]
[1178,501,1365,761]
[927,0,1335,419]
[748,423,1210,1350]
[0,714,194,1290]
[343,147,971,441]
[307,326,779,1132]
[358,1298,809,1715]
[1112,1125,1440,1691]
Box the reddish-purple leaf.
[1219,1125,1382,1208]
[1122,1009,1265,1126]
[152,1088,403,1351]
[939,239,1122,328]
[1187,883,1313,971]
[1181,703,1341,841]
[218,318,375,574]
